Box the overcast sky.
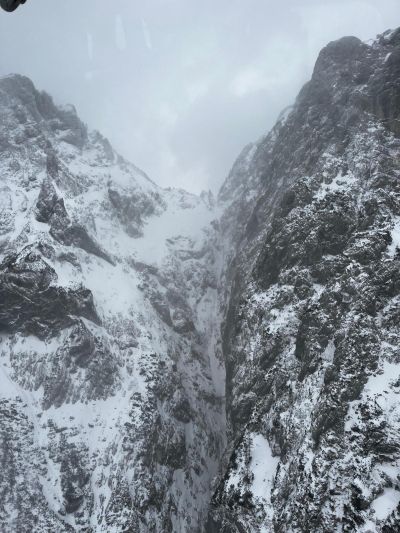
[0,1,398,192]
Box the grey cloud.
[0,0,398,192]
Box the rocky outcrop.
[0,249,99,339]
[36,177,114,264]
[108,186,165,238]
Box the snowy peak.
[312,35,367,79]
[0,74,87,149]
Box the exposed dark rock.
[35,177,60,223]
[150,293,173,327]
[108,187,162,238]
[36,174,114,264]
[0,250,99,339]
[51,222,115,265]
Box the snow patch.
[315,170,355,200]
[250,433,279,504]
[388,217,400,258]
[371,488,400,521]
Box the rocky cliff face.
[208,28,400,532]
[1,27,400,533]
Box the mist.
[0,0,398,192]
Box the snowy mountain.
[208,28,400,532]
[1,27,400,533]
[0,74,225,532]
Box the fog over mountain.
[0,0,398,191]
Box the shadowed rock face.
[1,27,400,533]
[108,187,164,238]
[36,176,115,264]
[208,28,400,532]
[0,250,99,339]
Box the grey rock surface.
[208,27,400,533]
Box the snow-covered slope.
[1,26,400,533]
[0,74,225,532]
